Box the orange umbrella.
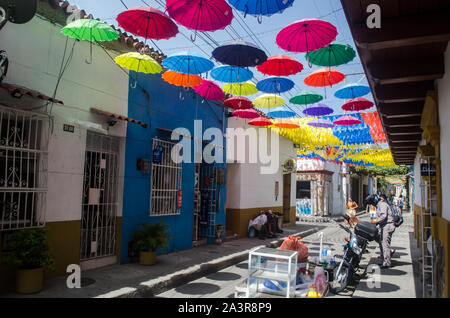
[162,70,203,88]
[304,68,345,87]
[273,119,300,129]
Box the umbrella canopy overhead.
[307,118,335,128]
[193,80,224,101]
[341,98,374,112]
[211,66,253,83]
[333,115,362,126]
[116,6,178,40]
[256,55,303,76]
[224,96,253,109]
[249,117,273,127]
[114,52,162,74]
[334,84,371,99]
[289,90,323,105]
[302,103,334,116]
[212,40,268,67]
[273,119,300,129]
[162,70,203,87]
[165,0,233,33]
[61,19,119,42]
[304,68,345,87]
[253,94,285,108]
[222,81,258,95]
[276,19,337,54]
[233,108,260,119]
[267,107,297,118]
[256,76,295,93]
[162,52,214,75]
[228,0,295,20]
[305,42,356,67]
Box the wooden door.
[283,174,291,223]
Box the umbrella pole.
[85,29,93,64]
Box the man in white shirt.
[249,211,268,240]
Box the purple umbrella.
[302,103,334,116]
[308,118,335,128]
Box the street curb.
[116,227,321,298]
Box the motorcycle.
[329,218,379,294]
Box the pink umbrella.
[341,98,374,112]
[233,108,260,119]
[333,115,362,126]
[193,80,225,101]
[166,0,233,41]
[276,19,337,66]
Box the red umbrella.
[116,7,178,40]
[193,80,224,101]
[249,117,273,127]
[166,0,233,41]
[224,96,253,109]
[233,108,260,119]
[333,115,362,126]
[256,55,303,76]
[341,98,374,112]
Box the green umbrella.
[305,42,356,67]
[289,90,323,105]
[61,19,119,64]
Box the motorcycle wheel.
[329,262,352,294]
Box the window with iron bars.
[0,106,48,231]
[150,138,182,216]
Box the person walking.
[376,194,396,268]
[346,197,359,228]
[397,195,404,214]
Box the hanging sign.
[282,158,297,174]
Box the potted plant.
[2,227,55,294]
[132,221,172,265]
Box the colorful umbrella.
[233,108,260,119]
[211,66,253,83]
[162,52,214,75]
[224,96,253,109]
[61,19,119,63]
[302,103,334,116]
[273,119,300,129]
[256,76,295,94]
[256,55,303,76]
[304,68,345,87]
[166,0,233,41]
[333,115,362,126]
[193,80,224,101]
[276,19,337,64]
[334,84,371,99]
[307,118,335,128]
[305,42,356,67]
[267,107,296,118]
[289,90,323,105]
[341,98,374,112]
[162,70,203,88]
[249,117,273,127]
[253,94,285,108]
[222,81,258,96]
[115,52,162,74]
[116,6,178,40]
[212,40,268,67]
[229,0,295,22]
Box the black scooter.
[329,218,379,294]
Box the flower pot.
[139,251,156,265]
[16,267,44,294]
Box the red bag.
[279,235,309,263]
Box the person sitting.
[264,210,278,238]
[249,211,269,240]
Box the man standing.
[376,194,396,268]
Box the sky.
[70,0,374,118]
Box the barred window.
[150,138,182,216]
[0,106,48,231]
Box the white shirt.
[250,214,267,226]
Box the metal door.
[80,132,120,260]
[197,165,218,240]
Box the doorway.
[282,174,291,223]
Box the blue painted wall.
[120,72,227,263]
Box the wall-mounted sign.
[63,124,75,133]
[283,158,297,174]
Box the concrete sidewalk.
[1,223,323,298]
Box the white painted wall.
[437,44,450,221]
[0,15,129,222]
[413,153,423,208]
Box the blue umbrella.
[211,66,253,83]
[266,107,296,118]
[256,76,294,93]
[212,40,268,67]
[334,83,371,99]
[162,52,214,75]
[229,0,295,22]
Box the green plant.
[2,227,55,271]
[132,221,172,253]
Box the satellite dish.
[0,0,37,27]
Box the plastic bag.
[279,235,309,263]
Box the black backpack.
[390,205,403,227]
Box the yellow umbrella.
[115,52,162,74]
[253,94,285,108]
[222,81,258,96]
